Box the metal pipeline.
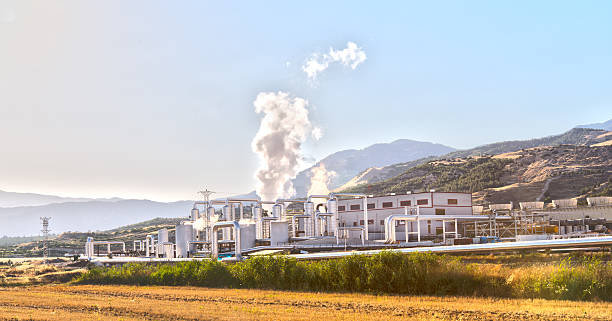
[84,239,127,257]
[330,193,368,240]
[276,198,306,221]
[291,214,311,237]
[384,214,416,243]
[336,226,366,245]
[315,212,334,236]
[211,221,242,260]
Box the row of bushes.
[75,252,612,301]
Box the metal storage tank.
[304,201,314,237]
[175,224,194,258]
[327,198,338,236]
[252,205,263,239]
[191,208,200,221]
[158,228,169,243]
[272,204,282,218]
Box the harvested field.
[0,285,610,320]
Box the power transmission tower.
[198,189,215,202]
[40,217,51,260]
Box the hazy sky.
[1,1,611,201]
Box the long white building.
[337,192,474,240]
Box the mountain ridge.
[340,128,610,188]
[576,118,612,131]
[292,139,456,196]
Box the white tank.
[222,205,232,221]
[272,204,282,218]
[304,201,314,237]
[252,205,263,239]
[158,228,169,243]
[327,198,338,236]
[175,224,194,258]
[191,208,200,221]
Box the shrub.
[74,252,612,302]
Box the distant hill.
[0,199,193,236]
[342,144,612,204]
[340,128,610,188]
[0,190,113,208]
[291,139,455,196]
[576,118,612,131]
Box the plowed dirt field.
[0,285,610,320]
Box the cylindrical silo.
[272,204,282,218]
[191,208,200,221]
[327,198,338,237]
[304,201,314,237]
[175,224,194,258]
[252,205,263,239]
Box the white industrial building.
[337,192,474,241]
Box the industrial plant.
[83,192,612,263]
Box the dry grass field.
[0,285,610,321]
[0,258,85,286]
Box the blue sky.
[0,1,610,201]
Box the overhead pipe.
[291,214,311,237]
[315,212,334,236]
[211,221,242,260]
[330,193,368,240]
[336,227,366,245]
[304,195,330,237]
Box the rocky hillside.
[339,128,611,189]
[342,144,612,205]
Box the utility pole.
[40,217,51,260]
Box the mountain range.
[338,127,611,189]
[0,190,122,208]
[1,118,610,236]
[0,200,192,237]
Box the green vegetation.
[344,157,512,194]
[75,252,612,301]
[445,128,606,159]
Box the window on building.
[417,199,428,205]
[367,203,375,209]
[380,220,384,225]
[427,220,431,234]
[360,220,364,225]
[448,199,458,205]
[350,204,360,211]
[435,208,446,215]
[382,202,393,208]
[400,200,411,207]
[368,219,374,225]
[338,205,346,212]
[353,221,357,226]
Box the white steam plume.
[302,41,367,80]
[307,163,337,196]
[251,91,316,201]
